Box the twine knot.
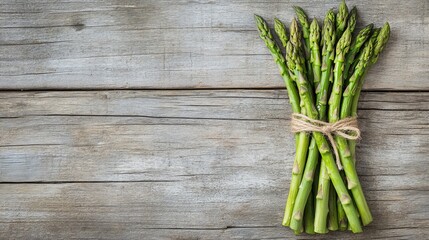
[290,113,361,170]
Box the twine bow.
[290,113,361,170]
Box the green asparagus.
[310,18,322,89]
[344,24,373,80]
[286,41,362,233]
[349,24,390,161]
[274,18,289,48]
[254,3,391,235]
[314,11,335,234]
[328,183,339,231]
[347,6,357,34]
[294,6,314,83]
[254,15,311,227]
[336,0,349,39]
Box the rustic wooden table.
[1,1,428,239]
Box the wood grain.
[0,90,428,239]
[0,0,427,90]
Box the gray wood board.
[0,0,427,90]
[0,90,428,239]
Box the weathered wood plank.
[0,0,427,90]
[0,90,428,239]
[0,90,428,182]
[1,183,427,240]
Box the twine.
[290,113,361,170]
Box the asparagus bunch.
[255,0,390,234]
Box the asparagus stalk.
[328,27,352,124]
[289,18,323,233]
[344,24,374,81]
[341,35,375,120]
[328,27,366,229]
[292,18,321,235]
[274,18,288,48]
[342,5,357,87]
[294,6,314,83]
[348,27,380,160]
[304,179,316,234]
[274,18,297,83]
[253,15,311,227]
[349,24,390,160]
[337,171,349,230]
[312,157,321,231]
[310,18,322,90]
[350,28,381,117]
[337,187,348,230]
[274,18,299,122]
[286,41,362,233]
[282,19,314,228]
[289,137,319,231]
[315,164,330,234]
[330,26,374,226]
[316,10,335,119]
[371,23,391,65]
[338,28,376,230]
[336,0,349,39]
[347,6,357,34]
[314,11,335,234]
[328,183,339,231]
[335,137,373,225]
[254,15,300,113]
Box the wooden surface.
[1,0,428,239]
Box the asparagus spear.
[349,24,390,160]
[289,18,308,76]
[254,15,300,113]
[337,183,348,230]
[274,17,297,100]
[330,26,375,226]
[348,28,381,103]
[341,29,380,231]
[298,24,321,234]
[282,22,313,226]
[290,18,313,86]
[336,0,349,39]
[275,18,297,83]
[294,6,310,50]
[312,154,320,227]
[290,18,302,52]
[289,137,319,232]
[339,39,375,227]
[341,4,357,85]
[328,27,352,124]
[304,177,316,234]
[326,27,354,231]
[315,164,330,234]
[314,11,335,234]
[316,10,335,119]
[348,28,380,161]
[328,183,339,231]
[253,15,311,227]
[344,24,374,80]
[310,18,322,90]
[350,28,381,114]
[371,23,391,65]
[274,18,288,48]
[347,6,357,34]
[286,41,362,233]
[341,34,375,120]
[289,18,323,232]
[294,6,314,83]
